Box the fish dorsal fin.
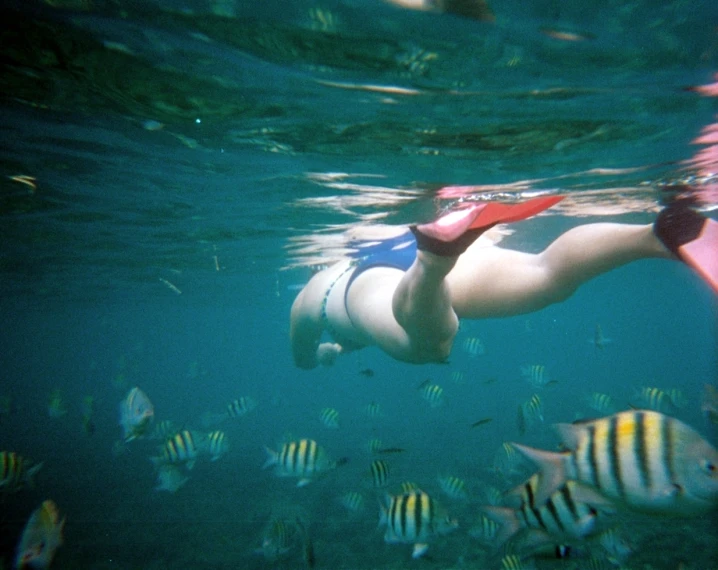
[412,543,429,559]
[566,481,617,512]
[510,443,568,505]
[554,422,585,449]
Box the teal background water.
[1,1,717,568]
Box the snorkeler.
[290,194,717,369]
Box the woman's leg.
[447,223,672,319]
[346,251,460,363]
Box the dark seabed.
[1,0,717,569]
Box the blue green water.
[1,0,717,568]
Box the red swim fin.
[654,201,718,295]
[468,195,565,229]
[676,218,718,294]
[411,195,564,257]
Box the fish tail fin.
[262,447,278,470]
[149,456,164,468]
[25,462,44,489]
[58,516,67,544]
[478,506,523,549]
[510,443,568,505]
[412,543,429,559]
[378,494,391,528]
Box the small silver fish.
[119,387,154,442]
[154,464,190,493]
[14,500,65,569]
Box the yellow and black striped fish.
[206,430,229,461]
[584,392,615,414]
[462,336,485,357]
[151,430,200,470]
[379,490,458,559]
[263,439,345,487]
[483,472,614,550]
[318,407,340,429]
[227,396,256,418]
[367,438,383,454]
[631,386,673,412]
[451,371,465,384]
[339,490,365,513]
[363,401,382,420]
[400,481,420,493]
[369,459,391,488]
[150,419,177,440]
[257,517,298,561]
[437,475,468,499]
[499,553,535,570]
[0,451,43,493]
[517,394,544,435]
[521,365,553,388]
[512,410,718,515]
[417,380,444,408]
[468,512,499,543]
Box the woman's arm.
[290,289,324,370]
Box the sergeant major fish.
[1,451,43,493]
[512,410,718,516]
[481,472,616,552]
[417,379,444,408]
[150,430,201,470]
[228,396,257,418]
[521,365,554,389]
[318,407,340,429]
[263,438,347,487]
[339,490,365,513]
[368,459,391,488]
[205,430,229,461]
[517,394,544,435]
[379,490,458,559]
[256,517,298,561]
[437,475,468,500]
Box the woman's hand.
[316,342,342,366]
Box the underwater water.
[1,0,718,569]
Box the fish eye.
[703,460,717,474]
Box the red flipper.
[411,195,564,257]
[677,218,718,294]
[468,195,565,229]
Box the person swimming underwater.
[290,193,717,369]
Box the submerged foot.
[410,204,489,257]
[410,195,564,257]
[654,199,718,294]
